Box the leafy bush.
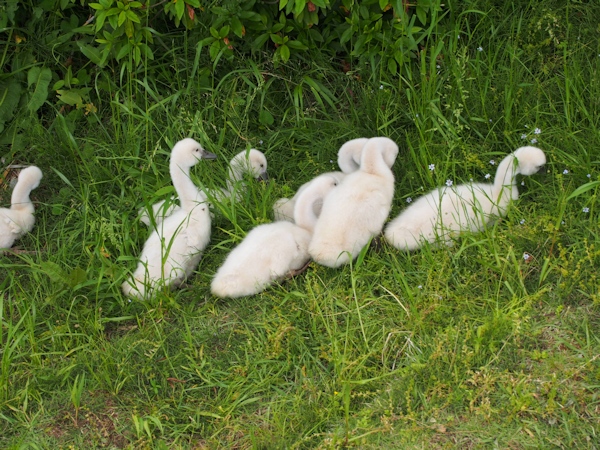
[0,0,445,145]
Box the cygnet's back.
[309,137,398,268]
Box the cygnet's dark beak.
[202,150,217,160]
[257,171,269,182]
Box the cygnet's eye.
[260,163,264,168]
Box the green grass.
[1,1,600,448]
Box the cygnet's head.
[514,146,546,176]
[337,138,369,173]
[361,137,399,167]
[171,138,217,168]
[18,166,43,190]
[230,149,268,181]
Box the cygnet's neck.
[492,152,519,197]
[170,160,199,211]
[294,183,326,233]
[10,178,35,214]
[359,144,392,177]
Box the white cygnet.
[384,146,547,250]
[308,137,399,268]
[211,174,339,298]
[0,166,43,252]
[122,138,216,299]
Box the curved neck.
[360,145,391,177]
[170,161,199,210]
[11,179,35,213]
[294,186,322,233]
[493,153,519,195]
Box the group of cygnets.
[0,137,546,301]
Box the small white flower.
[484,173,491,179]
[521,180,525,186]
[416,113,419,118]
[587,174,592,178]
[489,159,496,165]
[477,46,483,52]
[583,207,590,213]
[436,64,441,69]
[457,35,460,39]
[469,178,474,182]
[379,85,384,90]
[534,127,541,134]
[406,197,413,203]
[523,252,532,261]
[561,221,565,225]
[329,160,334,163]
[417,285,423,289]
[521,134,527,140]
[531,138,538,144]
[563,169,569,175]
[259,140,264,145]
[489,119,493,123]
[428,164,435,171]
[446,179,453,187]
[520,219,525,225]
[525,124,529,128]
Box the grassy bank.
[1,1,599,448]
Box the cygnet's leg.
[285,259,312,278]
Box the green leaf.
[231,16,243,38]
[209,40,221,60]
[40,261,68,284]
[219,25,230,38]
[286,39,308,50]
[116,43,131,60]
[126,10,140,23]
[210,27,220,39]
[89,2,104,10]
[118,10,126,26]
[279,44,290,62]
[56,90,83,106]
[387,57,397,75]
[77,42,103,65]
[26,67,52,113]
[416,5,427,25]
[0,80,22,133]
[259,109,274,126]
[566,181,600,200]
[68,267,87,288]
[270,34,284,45]
[293,0,306,16]
[175,0,185,20]
[279,0,288,11]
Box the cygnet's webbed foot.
[285,259,312,279]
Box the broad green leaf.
[68,267,87,288]
[279,44,290,62]
[279,0,288,10]
[231,16,243,38]
[26,66,52,112]
[77,42,103,65]
[219,25,230,38]
[270,33,284,45]
[116,43,131,60]
[294,0,306,16]
[40,261,68,284]
[286,39,308,50]
[56,90,83,106]
[259,109,274,126]
[118,10,126,26]
[175,0,185,20]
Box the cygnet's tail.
[211,274,264,299]
[308,240,352,268]
[384,221,427,251]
